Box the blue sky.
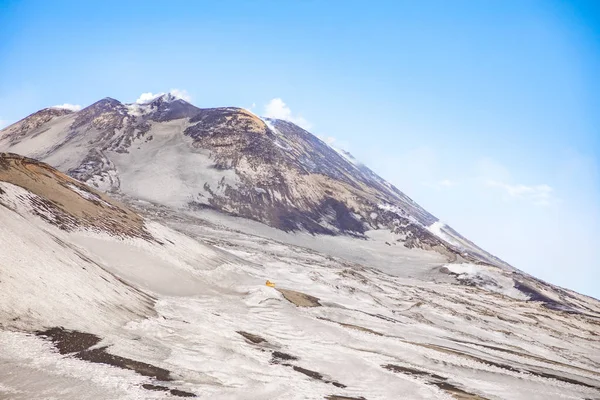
[1,0,599,297]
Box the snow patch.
[378,203,419,223]
[427,221,460,247]
[51,104,82,112]
[125,103,150,117]
[445,263,528,300]
[135,90,191,105]
[332,147,361,167]
[262,118,282,136]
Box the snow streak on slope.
[427,221,461,247]
[444,263,527,300]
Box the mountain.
[0,95,508,269]
[1,152,600,399]
[1,99,600,399]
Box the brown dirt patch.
[325,396,367,400]
[290,365,346,388]
[38,328,199,396]
[0,153,152,239]
[237,331,267,344]
[383,363,488,399]
[77,347,171,380]
[36,327,101,354]
[142,384,169,391]
[277,288,321,307]
[141,384,196,398]
[432,381,488,400]
[37,328,172,382]
[383,364,447,381]
[272,351,299,362]
[169,389,197,397]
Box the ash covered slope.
[0,95,505,267]
[0,153,246,398]
[1,156,600,400]
[0,152,236,332]
[0,153,154,332]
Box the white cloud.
[486,180,554,206]
[51,103,81,111]
[136,92,160,104]
[439,179,456,187]
[471,158,556,206]
[169,89,191,102]
[263,98,311,130]
[0,118,8,129]
[135,89,192,104]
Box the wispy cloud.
[0,117,8,129]
[321,136,336,145]
[52,103,82,111]
[135,89,192,104]
[263,98,311,130]
[439,179,456,187]
[486,180,555,206]
[423,179,458,189]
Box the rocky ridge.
[0,95,508,268]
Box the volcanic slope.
[0,96,507,269]
[1,153,599,399]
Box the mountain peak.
[0,107,73,141]
[147,93,178,105]
[78,97,124,114]
[94,97,122,107]
[134,92,191,107]
[142,93,199,122]
[103,96,120,102]
[0,95,507,269]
